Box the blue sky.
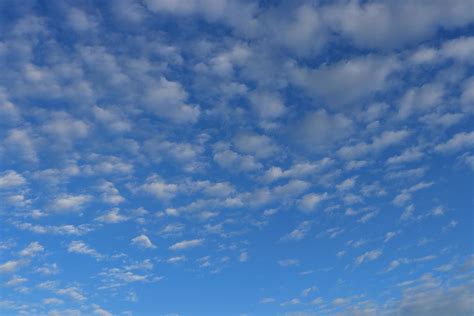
[0,0,473,315]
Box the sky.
[0,0,473,315]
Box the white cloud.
[50,194,91,213]
[249,90,286,120]
[19,242,44,257]
[397,83,444,119]
[0,260,26,274]
[294,110,353,148]
[233,133,278,159]
[96,209,128,224]
[336,176,357,191]
[42,298,64,305]
[387,147,424,164]
[169,239,204,250]
[143,77,200,123]
[282,221,312,241]
[213,143,262,172]
[0,170,26,189]
[239,252,248,262]
[142,180,178,200]
[273,179,310,198]
[323,1,474,49]
[3,128,38,162]
[67,241,103,260]
[278,259,299,267]
[14,222,93,235]
[338,130,410,159]
[98,181,125,205]
[131,235,156,249]
[435,131,474,153]
[289,56,398,105]
[56,287,86,301]
[355,249,382,265]
[299,193,329,212]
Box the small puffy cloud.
[167,256,186,264]
[92,305,113,316]
[0,170,26,189]
[273,179,310,198]
[169,239,204,250]
[260,297,276,304]
[278,259,300,267]
[0,260,26,274]
[3,128,38,162]
[131,235,156,249]
[294,110,353,148]
[249,90,286,120]
[50,194,91,213]
[213,143,262,172]
[42,298,64,305]
[142,180,178,200]
[355,249,382,265]
[397,83,444,120]
[282,221,312,241]
[387,147,423,165]
[56,286,86,301]
[289,56,398,106]
[233,133,278,159]
[298,192,328,212]
[98,181,125,205]
[19,242,44,257]
[239,252,249,262]
[143,77,200,123]
[67,241,103,260]
[96,209,128,224]
[4,276,28,287]
[336,176,357,191]
[338,130,410,160]
[435,131,474,153]
[42,112,89,145]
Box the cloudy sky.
[0,0,473,315]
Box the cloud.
[67,241,103,260]
[249,90,286,120]
[213,142,262,172]
[169,239,204,250]
[294,110,353,148]
[323,1,474,49]
[13,222,93,235]
[278,259,300,267]
[0,170,26,189]
[355,249,382,265]
[143,77,200,123]
[0,260,26,274]
[96,208,128,224]
[233,133,278,159]
[98,181,125,205]
[3,128,38,162]
[387,147,424,164]
[56,287,86,301]
[131,235,156,249]
[50,194,91,213]
[435,131,474,153]
[282,221,312,241]
[338,130,410,159]
[288,56,398,106]
[142,180,178,200]
[397,83,445,120]
[298,193,329,212]
[19,242,44,257]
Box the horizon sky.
[0,1,474,315]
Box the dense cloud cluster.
[0,0,473,315]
